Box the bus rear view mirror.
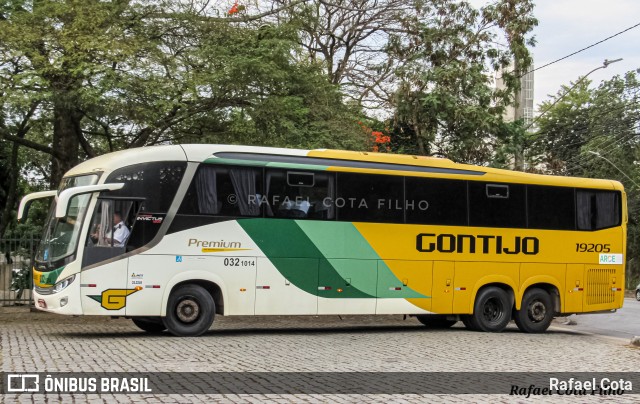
[17,190,58,222]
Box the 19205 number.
[223,258,255,267]
[576,243,610,253]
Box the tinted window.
[469,182,526,228]
[336,173,403,223]
[82,198,145,268]
[179,165,262,217]
[577,190,621,230]
[527,186,575,230]
[405,177,467,225]
[266,170,335,220]
[105,162,186,213]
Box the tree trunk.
[50,101,81,188]
[0,141,20,238]
[412,108,428,156]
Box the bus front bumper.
[33,279,83,315]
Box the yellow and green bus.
[19,145,626,336]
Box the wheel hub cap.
[483,298,502,322]
[529,301,546,322]
[176,299,200,323]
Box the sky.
[527,0,640,109]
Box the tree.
[533,72,640,178]
[274,0,412,110]
[388,0,536,163]
[0,1,364,185]
[0,0,368,236]
[528,80,592,173]
[532,70,640,286]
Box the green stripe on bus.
[295,221,426,298]
[238,219,373,298]
[239,219,426,299]
[39,265,66,286]
[203,158,268,167]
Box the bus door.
[80,198,141,315]
[431,261,454,314]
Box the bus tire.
[163,284,215,337]
[415,314,457,328]
[514,288,554,333]
[131,317,166,333]
[472,286,511,332]
[461,315,479,331]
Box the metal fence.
[0,236,38,306]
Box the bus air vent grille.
[585,268,615,305]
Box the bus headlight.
[52,275,76,293]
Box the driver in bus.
[91,211,130,247]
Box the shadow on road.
[47,322,585,339]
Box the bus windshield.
[36,174,99,270]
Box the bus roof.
[64,144,623,191]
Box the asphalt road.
[554,297,640,339]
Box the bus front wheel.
[514,288,554,333]
[132,317,166,333]
[163,284,215,337]
[472,287,511,332]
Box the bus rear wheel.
[514,288,554,333]
[131,317,166,333]
[163,284,215,337]
[415,314,457,328]
[472,287,511,332]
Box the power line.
[563,129,640,173]
[559,120,640,163]
[527,87,640,145]
[527,105,640,165]
[522,21,640,77]
[562,125,640,169]
[538,120,640,173]
[564,142,640,186]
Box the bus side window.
[179,165,262,218]
[577,190,620,230]
[266,170,335,220]
[82,199,139,268]
[527,185,575,230]
[336,172,403,223]
[469,182,526,228]
[405,177,467,226]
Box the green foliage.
[389,0,537,163]
[10,258,32,292]
[0,0,367,235]
[533,69,640,283]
